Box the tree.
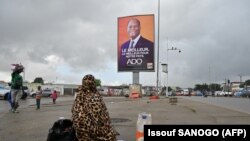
[33,77,44,84]
[239,83,245,88]
[239,79,250,88]
[95,79,101,87]
[194,83,209,91]
[194,83,221,92]
[194,84,202,91]
[176,87,182,91]
[209,83,222,91]
[167,86,172,92]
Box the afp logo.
[127,58,143,65]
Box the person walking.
[10,64,24,113]
[35,86,42,110]
[51,90,58,104]
[71,74,119,141]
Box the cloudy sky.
[0,0,249,88]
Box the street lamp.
[161,63,168,96]
[166,41,181,97]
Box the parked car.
[168,91,176,96]
[195,91,203,96]
[1,83,31,100]
[182,89,189,96]
[216,91,232,96]
[31,89,53,98]
[214,91,222,96]
[234,88,250,98]
[241,88,250,98]
[0,85,10,100]
[175,91,182,96]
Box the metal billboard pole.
[156,0,160,95]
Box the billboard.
[117,14,155,72]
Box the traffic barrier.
[130,93,140,99]
[149,95,159,100]
[136,112,152,141]
[169,96,178,105]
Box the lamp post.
[161,63,168,96]
[166,40,181,97]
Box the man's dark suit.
[118,36,154,71]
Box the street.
[180,96,250,114]
[0,96,250,141]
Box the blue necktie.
[129,41,134,48]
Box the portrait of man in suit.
[118,17,154,71]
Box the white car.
[214,91,221,96]
[217,91,232,96]
[0,86,10,100]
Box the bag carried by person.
[47,119,78,141]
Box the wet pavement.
[0,96,250,141]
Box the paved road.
[0,96,250,141]
[180,96,250,114]
[0,96,72,117]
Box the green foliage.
[245,80,250,86]
[239,79,250,88]
[239,83,245,88]
[168,86,172,92]
[33,77,44,84]
[209,83,222,91]
[95,79,101,87]
[194,83,221,91]
[194,83,208,91]
[176,87,182,91]
[160,86,172,95]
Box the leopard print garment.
[72,74,118,141]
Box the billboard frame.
[117,14,155,72]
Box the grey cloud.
[0,0,249,87]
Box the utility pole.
[209,64,211,93]
[156,0,160,95]
[166,39,181,97]
[238,74,243,83]
[224,78,227,92]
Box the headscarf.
[80,74,97,93]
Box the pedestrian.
[71,74,119,141]
[10,63,24,113]
[51,90,58,104]
[35,86,42,110]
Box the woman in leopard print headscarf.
[71,74,118,141]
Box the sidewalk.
[0,96,250,141]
